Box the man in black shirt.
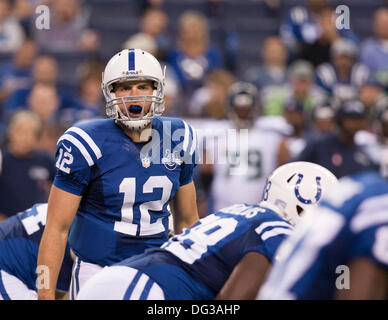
[296,100,378,178]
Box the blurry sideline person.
[309,104,335,140]
[76,162,338,300]
[37,49,199,300]
[258,170,388,300]
[277,100,308,166]
[207,82,282,212]
[296,100,378,178]
[359,97,388,178]
[0,110,55,220]
[0,203,73,300]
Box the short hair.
[7,110,42,137]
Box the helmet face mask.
[261,162,339,225]
[102,49,165,131]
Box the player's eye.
[138,84,151,90]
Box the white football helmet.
[102,49,166,131]
[260,161,338,225]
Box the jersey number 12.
[114,176,173,237]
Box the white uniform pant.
[0,270,37,300]
[77,266,165,300]
[68,256,103,300]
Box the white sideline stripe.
[130,274,149,300]
[261,228,292,241]
[67,127,102,159]
[58,134,94,166]
[182,120,190,153]
[255,221,292,236]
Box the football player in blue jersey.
[258,171,388,300]
[76,162,338,300]
[0,203,73,300]
[37,49,200,300]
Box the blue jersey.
[54,117,198,266]
[118,204,293,298]
[0,204,73,291]
[259,172,388,300]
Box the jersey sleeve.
[244,221,293,262]
[53,127,102,196]
[350,225,388,269]
[179,121,200,186]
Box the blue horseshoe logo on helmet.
[294,174,322,204]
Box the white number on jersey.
[114,176,173,237]
[55,148,74,174]
[20,204,48,235]
[162,214,238,264]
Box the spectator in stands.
[280,0,357,66]
[26,82,68,157]
[168,10,223,107]
[60,75,104,124]
[33,0,99,53]
[296,100,377,178]
[188,69,235,119]
[139,7,170,60]
[0,0,25,53]
[316,38,370,101]
[360,8,388,92]
[277,100,308,166]
[3,55,57,114]
[3,55,78,120]
[0,39,37,107]
[244,36,288,91]
[0,110,55,220]
[261,60,326,116]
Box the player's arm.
[37,185,81,300]
[216,252,270,300]
[334,257,388,300]
[170,181,199,234]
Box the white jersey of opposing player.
[209,125,282,211]
[356,130,388,178]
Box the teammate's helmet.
[227,81,259,128]
[261,161,338,225]
[102,48,165,131]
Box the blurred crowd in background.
[1,0,388,219]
